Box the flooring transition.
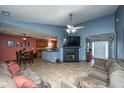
[28,59,92,88]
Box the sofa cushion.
[0,62,12,77]
[93,64,106,71]
[0,67,12,78]
[0,76,16,88]
[7,62,21,76]
[13,76,37,88]
[17,69,44,88]
[109,62,124,77]
[110,69,124,88]
[94,59,107,66]
[0,68,16,88]
[17,69,30,76]
[25,72,44,88]
[92,59,107,71]
[94,62,105,67]
[0,62,8,70]
[91,67,106,74]
[89,68,108,83]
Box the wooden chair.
[29,51,34,64]
[16,51,19,65]
[16,50,34,66]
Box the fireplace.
[63,48,79,62]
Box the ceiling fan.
[22,33,32,40]
[66,13,84,34]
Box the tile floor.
[28,59,92,88]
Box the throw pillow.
[13,76,37,88]
[7,62,21,76]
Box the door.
[92,41,109,60]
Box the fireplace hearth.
[63,48,79,62]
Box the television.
[63,36,80,47]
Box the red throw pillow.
[13,76,37,88]
[7,62,21,76]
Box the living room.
[0,5,124,88]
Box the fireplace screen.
[63,48,79,62]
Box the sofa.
[76,59,124,88]
[60,59,124,88]
[0,61,51,88]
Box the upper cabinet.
[52,40,57,48]
[36,38,58,48]
[36,39,48,48]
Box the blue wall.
[115,6,124,61]
[0,13,117,61]
[75,14,115,60]
[0,19,66,48]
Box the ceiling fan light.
[67,25,71,29]
[66,29,70,34]
[22,37,27,41]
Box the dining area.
[16,48,34,66]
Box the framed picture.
[7,41,14,48]
[16,42,23,47]
[24,41,30,47]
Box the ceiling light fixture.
[22,33,27,41]
[48,39,52,48]
[22,37,27,41]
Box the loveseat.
[0,61,51,88]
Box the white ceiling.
[0,5,118,26]
[0,5,119,39]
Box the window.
[92,41,109,59]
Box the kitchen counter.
[42,49,60,63]
[44,50,59,52]
[44,48,59,52]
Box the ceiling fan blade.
[74,26,84,30]
[67,25,71,29]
